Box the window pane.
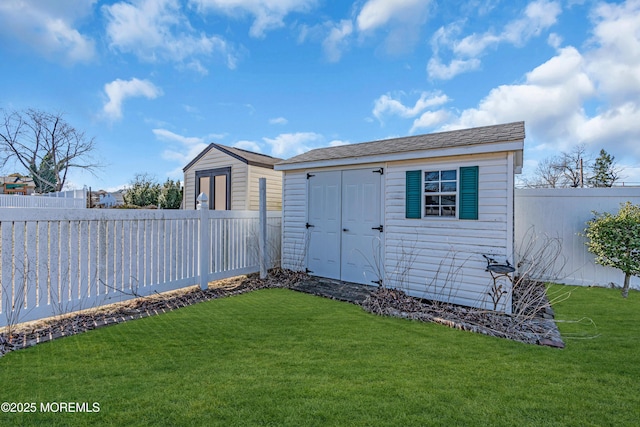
[441,182,457,192]
[425,195,439,206]
[441,195,456,205]
[199,176,210,203]
[425,182,439,192]
[441,206,456,216]
[214,175,227,210]
[441,170,457,180]
[425,171,439,181]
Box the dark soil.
[362,281,564,348]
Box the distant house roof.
[1,174,34,184]
[183,143,283,171]
[276,122,525,169]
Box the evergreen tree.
[158,179,183,209]
[29,151,57,193]
[590,149,619,187]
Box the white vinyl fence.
[0,188,87,209]
[515,188,640,289]
[0,208,281,328]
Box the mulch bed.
[361,281,564,348]
[1,270,563,357]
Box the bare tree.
[556,144,591,188]
[522,156,564,188]
[524,144,595,189]
[0,108,100,192]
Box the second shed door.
[307,169,382,285]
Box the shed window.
[424,170,457,217]
[406,166,479,220]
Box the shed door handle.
[343,228,349,232]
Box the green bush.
[158,179,183,209]
[123,173,160,207]
[585,201,640,297]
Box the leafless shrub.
[511,226,572,322]
[424,249,472,309]
[362,233,574,345]
[1,244,35,349]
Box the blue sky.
[1,0,639,191]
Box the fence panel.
[0,188,86,209]
[0,208,282,328]
[515,188,640,289]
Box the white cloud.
[297,0,429,62]
[452,33,502,58]
[153,128,209,166]
[191,0,317,38]
[356,0,428,32]
[586,0,640,105]
[269,117,288,125]
[427,57,481,80]
[263,132,323,157]
[444,46,594,143]
[577,103,640,157]
[501,0,562,45]
[429,0,562,80]
[322,19,353,62]
[296,19,353,62]
[547,32,562,49]
[103,78,163,121]
[234,140,263,152]
[356,0,431,54]
[373,91,450,122]
[436,0,640,163]
[410,110,451,132]
[153,128,204,145]
[0,0,96,63]
[103,0,236,71]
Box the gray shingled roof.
[277,121,525,165]
[216,144,282,167]
[183,143,282,171]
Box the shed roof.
[183,143,282,171]
[276,121,525,167]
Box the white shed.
[183,143,282,211]
[274,122,525,313]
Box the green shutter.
[459,166,479,220]
[406,170,421,219]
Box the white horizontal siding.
[281,171,307,271]
[183,150,247,210]
[279,152,516,312]
[384,153,513,312]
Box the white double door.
[307,168,382,285]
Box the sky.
[1,0,640,191]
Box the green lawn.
[0,286,638,426]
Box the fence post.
[197,193,210,290]
[259,178,267,279]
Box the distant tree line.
[522,144,622,188]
